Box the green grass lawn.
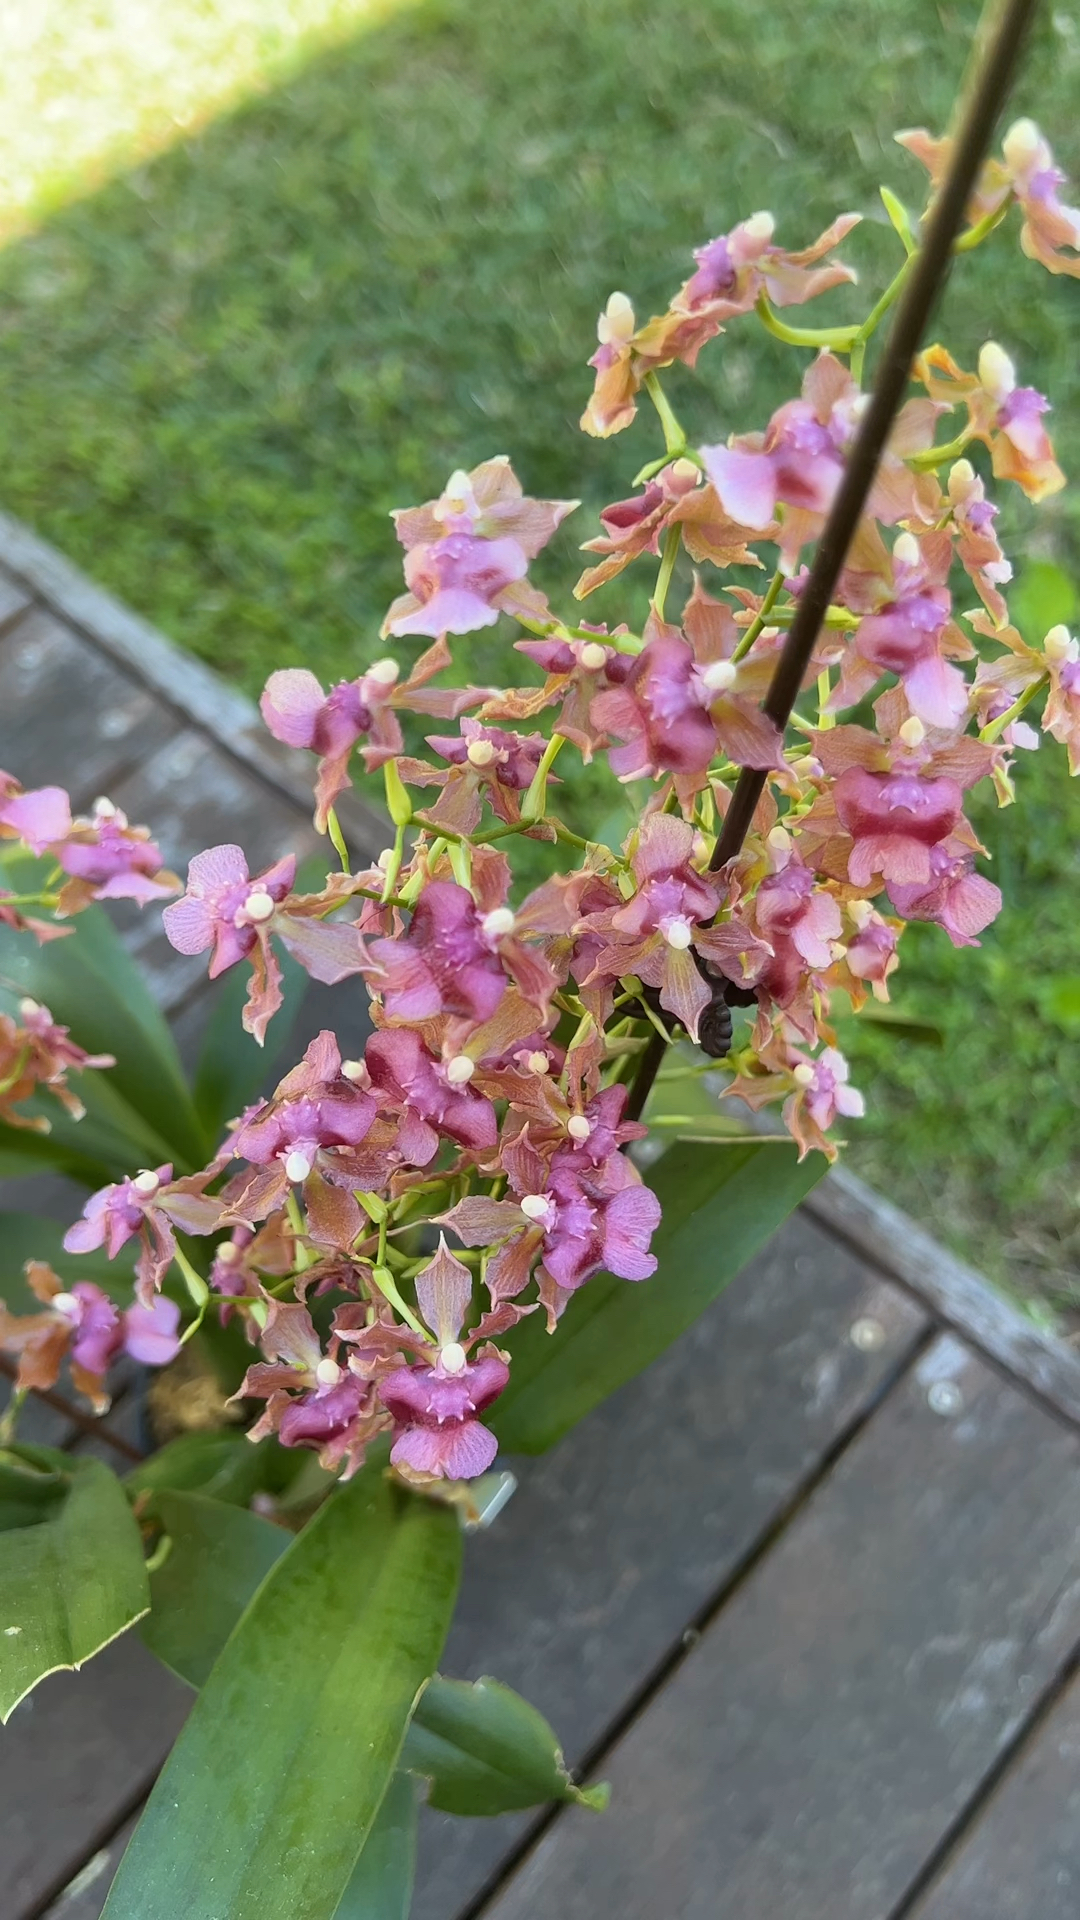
[0,0,1079,1306]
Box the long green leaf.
[102,1465,462,1920]
[140,1489,289,1689]
[334,1772,420,1920]
[402,1675,607,1816]
[0,902,205,1167]
[0,1446,149,1720]
[490,1139,827,1454]
[0,1211,137,1313]
[125,1429,276,1507]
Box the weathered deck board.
[910,1666,1080,1919]
[1,1636,190,1920]
[0,608,174,807]
[481,1333,1080,1920]
[40,1810,142,1920]
[410,1218,927,1920]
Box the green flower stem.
[908,430,975,471]
[0,1387,27,1445]
[643,371,686,454]
[379,822,406,904]
[285,1190,316,1271]
[850,256,914,384]
[755,293,861,351]
[954,194,1014,251]
[325,806,350,874]
[730,568,784,662]
[979,673,1047,743]
[370,1263,427,1337]
[653,523,681,621]
[633,446,704,487]
[522,732,565,821]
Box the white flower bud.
[978,341,1016,401]
[1003,118,1043,174]
[670,456,700,486]
[442,468,473,513]
[898,715,926,747]
[482,906,515,939]
[242,889,276,924]
[892,531,920,570]
[743,210,775,244]
[440,1341,468,1375]
[1044,623,1075,663]
[848,899,874,931]
[284,1149,313,1183]
[315,1357,342,1387]
[702,658,738,694]
[663,919,693,950]
[215,1239,241,1265]
[51,1292,80,1320]
[598,291,635,345]
[792,1062,816,1089]
[365,657,399,687]
[567,1114,592,1142]
[376,847,396,870]
[466,737,498,768]
[525,1050,551,1076]
[17,997,41,1020]
[767,824,791,855]
[133,1169,160,1196]
[580,642,608,672]
[92,796,119,820]
[341,1059,369,1084]
[520,1193,552,1222]
[445,1054,475,1086]
[947,458,976,502]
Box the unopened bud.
[520,1193,552,1222]
[663,919,693,950]
[445,1054,475,1086]
[216,1239,241,1264]
[702,658,738,694]
[284,1149,313,1183]
[670,456,699,486]
[51,1291,80,1320]
[242,889,276,924]
[133,1169,160,1196]
[17,997,41,1019]
[978,341,1015,400]
[792,1062,816,1089]
[315,1357,341,1388]
[947,458,975,502]
[365,657,399,687]
[1003,117,1042,174]
[466,737,498,768]
[482,906,515,939]
[440,1340,468,1375]
[743,210,775,244]
[525,1050,551,1076]
[567,1114,592,1142]
[1044,623,1074,662]
[898,715,926,747]
[598,291,635,345]
[892,532,920,570]
[580,642,608,672]
[341,1058,369,1084]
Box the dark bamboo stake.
[626,0,1039,1124]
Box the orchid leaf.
[491,1138,827,1454]
[101,1463,461,1920]
[402,1675,608,1817]
[0,899,204,1168]
[334,1771,420,1920]
[139,1489,289,1689]
[125,1429,276,1507]
[0,1446,149,1721]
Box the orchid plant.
[0,52,1077,1918]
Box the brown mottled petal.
[434,1196,527,1247]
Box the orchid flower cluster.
[2,117,1079,1486]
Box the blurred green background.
[0,0,1078,1308]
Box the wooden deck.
[2,519,1080,1920]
